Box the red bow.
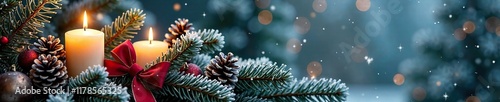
[104,40,170,102]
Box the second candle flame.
[83,11,87,31]
[149,27,153,44]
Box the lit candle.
[65,11,104,77]
[133,27,169,67]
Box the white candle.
[133,27,168,67]
[65,11,104,77]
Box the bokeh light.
[286,38,302,53]
[412,87,426,101]
[393,73,405,85]
[496,26,500,36]
[255,0,271,9]
[466,96,480,102]
[294,17,311,34]
[356,0,371,12]
[258,10,273,25]
[312,0,327,13]
[454,28,466,41]
[310,12,316,18]
[307,61,323,78]
[173,3,181,11]
[463,20,476,34]
[485,17,499,32]
[436,81,442,86]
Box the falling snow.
[364,56,373,64]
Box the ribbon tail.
[132,77,157,102]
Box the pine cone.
[30,54,68,88]
[164,18,194,45]
[205,52,239,87]
[33,35,66,61]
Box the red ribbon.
[104,40,170,102]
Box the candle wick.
[150,40,152,44]
[84,27,87,31]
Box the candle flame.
[149,27,153,44]
[83,11,87,31]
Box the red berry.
[0,36,8,45]
[183,63,201,76]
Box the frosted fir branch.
[197,29,225,54]
[68,65,109,89]
[236,96,268,102]
[47,92,74,102]
[74,82,130,102]
[191,54,211,72]
[242,78,349,102]
[102,8,145,59]
[235,57,292,92]
[147,32,202,71]
[153,71,235,102]
[0,0,62,65]
[0,0,21,16]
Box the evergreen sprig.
[74,82,130,102]
[235,57,292,92]
[242,78,349,102]
[191,54,211,72]
[197,29,225,54]
[153,71,235,102]
[68,65,109,89]
[147,32,203,71]
[0,0,62,65]
[236,96,268,102]
[102,8,145,59]
[47,92,74,102]
[0,0,21,16]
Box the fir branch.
[243,78,349,102]
[109,74,133,87]
[0,0,21,16]
[102,8,145,59]
[68,65,109,89]
[0,0,61,65]
[191,54,211,72]
[74,82,130,102]
[236,96,268,102]
[147,32,203,71]
[153,71,235,102]
[47,92,74,102]
[197,29,225,54]
[3,0,61,36]
[235,57,292,92]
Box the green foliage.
[102,8,145,59]
[0,0,21,16]
[0,0,61,65]
[236,96,268,102]
[109,74,133,87]
[147,32,203,71]
[191,54,211,72]
[242,78,349,102]
[153,71,236,102]
[74,82,130,102]
[47,92,74,102]
[67,65,130,102]
[197,29,225,54]
[68,65,109,89]
[235,57,292,92]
